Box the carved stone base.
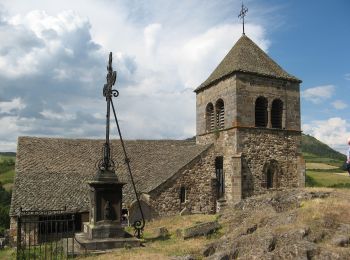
[74,232,141,253]
[84,221,125,240]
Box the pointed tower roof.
[195,35,301,92]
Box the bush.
[0,184,11,234]
[0,185,11,206]
[0,158,15,174]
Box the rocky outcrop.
[202,189,350,259]
[178,221,220,239]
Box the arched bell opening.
[255,96,268,127]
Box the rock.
[205,249,238,260]
[203,189,350,259]
[308,230,326,243]
[273,241,318,259]
[202,243,216,257]
[170,255,195,260]
[310,191,331,199]
[152,226,169,239]
[180,221,220,239]
[331,235,349,247]
[246,224,257,234]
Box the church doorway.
[215,156,224,198]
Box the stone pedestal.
[85,221,125,239]
[74,169,141,253]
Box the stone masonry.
[195,34,305,205]
[147,146,217,216]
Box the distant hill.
[301,134,346,162]
[0,152,16,157]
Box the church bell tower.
[195,31,305,204]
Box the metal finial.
[238,2,248,35]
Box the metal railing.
[16,207,75,259]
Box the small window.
[266,169,273,189]
[271,99,283,129]
[255,97,268,127]
[206,103,215,132]
[180,186,186,203]
[216,99,225,129]
[215,157,224,198]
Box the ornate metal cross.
[98,52,119,172]
[238,2,248,35]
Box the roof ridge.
[17,136,205,144]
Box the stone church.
[9,34,304,243]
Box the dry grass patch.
[79,214,219,260]
[297,189,350,233]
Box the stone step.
[64,233,141,256]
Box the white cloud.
[176,24,269,88]
[0,98,25,113]
[301,85,335,104]
[345,73,350,81]
[331,100,348,110]
[144,23,162,55]
[0,1,274,151]
[303,117,350,154]
[0,10,100,79]
[40,110,76,121]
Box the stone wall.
[9,216,39,247]
[147,146,217,216]
[196,76,237,135]
[238,128,304,197]
[235,73,301,130]
[197,129,241,203]
[9,217,17,246]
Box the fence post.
[72,214,75,258]
[16,208,22,259]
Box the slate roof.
[10,137,212,216]
[195,35,301,92]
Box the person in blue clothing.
[347,138,350,175]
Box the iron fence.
[16,207,75,259]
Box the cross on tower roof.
[238,2,248,35]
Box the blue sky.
[0,0,349,153]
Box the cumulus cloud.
[301,85,335,104]
[0,0,272,151]
[303,117,350,154]
[331,100,348,110]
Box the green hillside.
[0,153,14,235]
[302,134,346,162]
[0,153,15,191]
[301,134,349,189]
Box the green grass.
[302,152,344,167]
[0,247,16,259]
[306,171,350,188]
[304,150,350,189]
[0,169,15,185]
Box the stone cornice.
[198,126,302,137]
